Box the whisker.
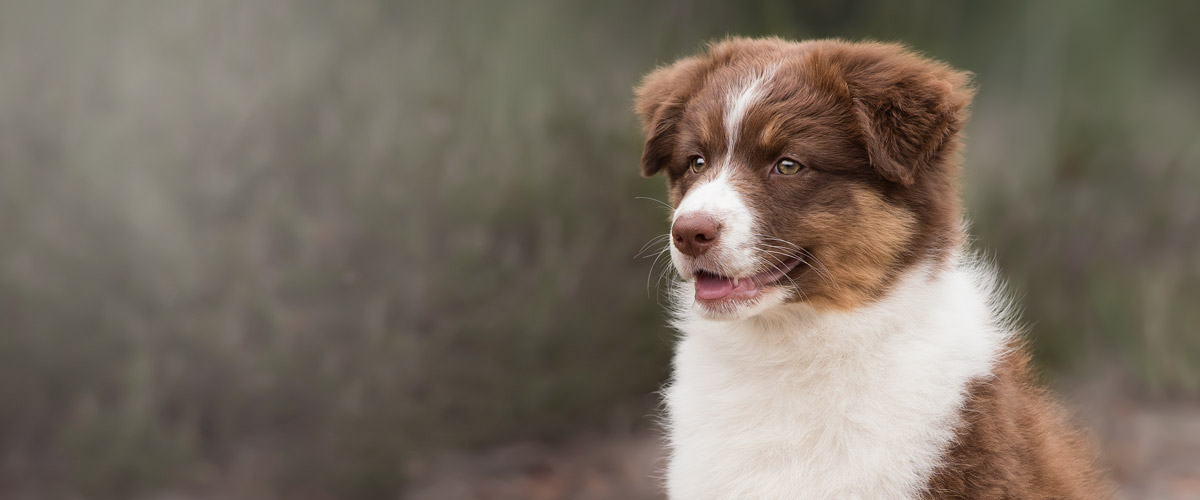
[755,234,803,250]
[761,247,829,286]
[646,246,672,297]
[758,243,803,258]
[655,260,679,307]
[635,196,674,212]
[756,252,806,302]
[797,247,840,290]
[635,233,671,258]
[637,242,671,260]
[752,234,841,291]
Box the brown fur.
[923,345,1112,499]
[634,37,1110,498]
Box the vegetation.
[0,0,1195,498]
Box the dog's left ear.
[833,44,975,186]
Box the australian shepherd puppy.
[634,38,1110,500]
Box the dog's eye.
[774,159,804,175]
[689,156,707,173]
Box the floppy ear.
[835,45,975,186]
[633,56,711,177]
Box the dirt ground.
[405,376,1200,500]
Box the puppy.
[634,38,1109,500]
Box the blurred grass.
[0,0,1196,498]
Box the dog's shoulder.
[923,347,1114,500]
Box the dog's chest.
[663,272,1001,500]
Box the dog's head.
[635,38,974,319]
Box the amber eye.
[774,158,803,175]
[689,156,707,173]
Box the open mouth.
[693,257,803,303]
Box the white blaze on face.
[722,68,774,167]
[671,67,776,279]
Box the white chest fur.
[664,262,1009,500]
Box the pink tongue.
[695,274,735,300]
[695,273,756,300]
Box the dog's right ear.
[633,56,710,178]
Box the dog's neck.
[664,256,1010,499]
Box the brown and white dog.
[634,38,1110,500]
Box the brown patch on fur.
[800,188,917,309]
[634,38,971,309]
[923,344,1113,499]
[758,115,786,146]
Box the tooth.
[733,277,739,287]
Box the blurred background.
[0,0,1197,499]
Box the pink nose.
[672,213,721,257]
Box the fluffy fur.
[634,37,1110,499]
[667,260,1007,499]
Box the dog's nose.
[672,213,721,257]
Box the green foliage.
[0,0,1195,498]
